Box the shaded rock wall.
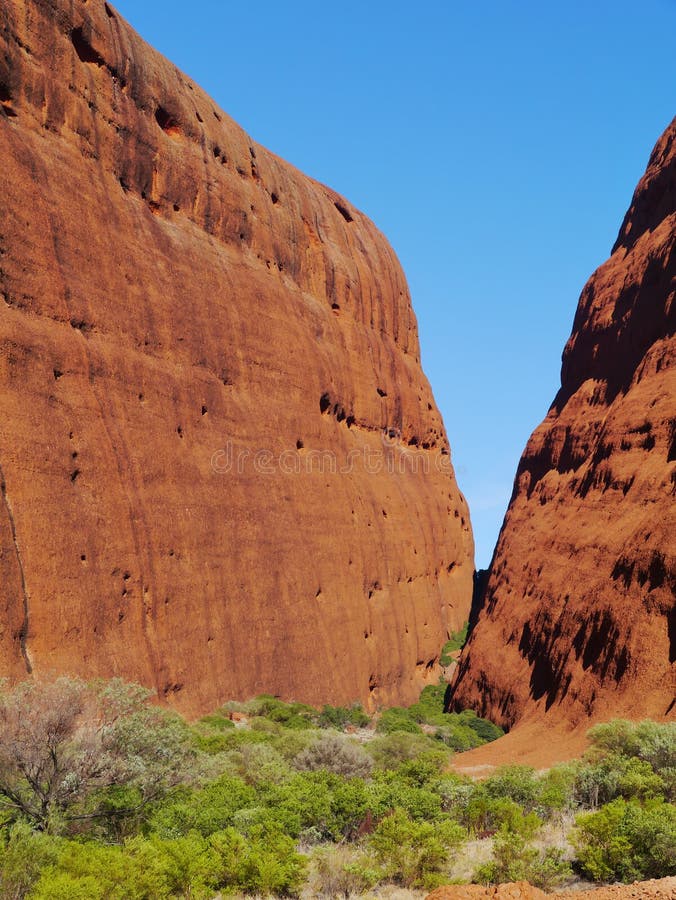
[449,118,676,729]
[0,0,473,715]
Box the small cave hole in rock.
[104,2,115,17]
[271,192,279,205]
[319,392,331,414]
[71,451,78,460]
[376,387,387,397]
[331,302,340,311]
[346,415,355,428]
[334,201,353,223]
[0,83,10,103]
[296,439,304,450]
[2,105,17,119]
[201,405,208,416]
[173,203,180,212]
[80,554,86,562]
[155,106,180,136]
[53,368,63,380]
[70,469,81,482]
[177,425,183,439]
[71,27,105,66]
[213,109,221,121]
[213,145,221,157]
[195,110,203,123]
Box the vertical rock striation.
[449,118,676,731]
[0,0,473,715]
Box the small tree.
[368,808,464,888]
[0,677,191,834]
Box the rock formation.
[0,0,473,715]
[448,118,676,731]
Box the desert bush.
[368,808,464,888]
[475,827,571,890]
[435,723,483,751]
[148,774,256,838]
[395,749,450,786]
[0,678,191,834]
[440,624,469,664]
[240,741,292,785]
[376,707,421,734]
[572,797,676,882]
[318,704,370,730]
[368,771,443,822]
[246,695,315,730]
[483,765,540,811]
[454,709,504,743]
[536,763,577,818]
[0,824,60,899]
[294,734,373,778]
[367,732,440,769]
[207,826,307,896]
[310,844,380,897]
[436,775,476,821]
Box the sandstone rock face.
[0,0,473,714]
[448,118,676,731]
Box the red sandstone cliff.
[0,0,473,714]
[448,118,676,734]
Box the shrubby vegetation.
[0,676,673,898]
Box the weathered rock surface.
[0,0,473,714]
[426,877,676,900]
[448,118,676,735]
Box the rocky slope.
[448,118,676,733]
[0,0,473,714]
[426,876,676,900]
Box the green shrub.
[246,695,315,730]
[0,825,60,899]
[368,808,464,888]
[440,623,469,664]
[572,797,676,882]
[376,707,421,734]
[408,684,449,725]
[435,723,483,751]
[368,771,443,822]
[367,732,440,769]
[484,765,541,811]
[455,709,504,743]
[317,704,369,730]
[148,775,256,838]
[475,828,572,891]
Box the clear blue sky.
[112,0,676,568]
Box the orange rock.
[426,877,676,900]
[447,117,676,746]
[0,0,473,715]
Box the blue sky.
[111,0,676,568]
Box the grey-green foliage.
[0,678,191,834]
[294,734,373,778]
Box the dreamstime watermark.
[211,430,453,477]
